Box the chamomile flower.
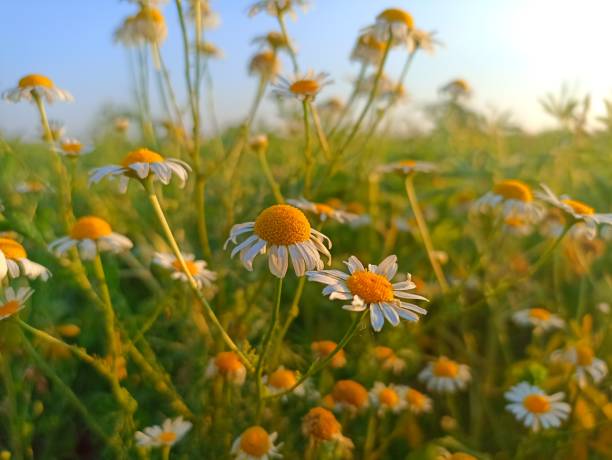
[376,159,437,175]
[306,255,428,332]
[472,179,544,223]
[440,79,471,98]
[252,31,291,51]
[505,382,570,431]
[114,117,130,133]
[249,51,281,81]
[195,41,224,59]
[287,198,359,224]
[248,0,308,18]
[3,74,73,104]
[224,204,332,278]
[350,32,387,67]
[263,367,305,397]
[408,29,441,54]
[367,8,414,47]
[135,417,192,448]
[404,387,433,414]
[551,344,608,387]
[273,71,332,101]
[502,216,532,236]
[536,184,612,235]
[49,216,133,260]
[205,351,247,385]
[302,407,353,448]
[369,382,406,414]
[0,250,7,281]
[153,252,217,288]
[89,148,191,192]
[134,6,167,44]
[373,346,406,374]
[512,308,565,334]
[249,134,269,152]
[0,237,50,281]
[57,138,92,158]
[231,426,282,460]
[189,0,220,29]
[330,379,369,413]
[0,287,34,321]
[418,356,471,393]
[311,340,346,369]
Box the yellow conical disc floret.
[70,216,113,240]
[493,180,533,202]
[0,238,27,259]
[562,199,594,215]
[19,74,54,89]
[290,79,320,96]
[121,148,164,167]
[378,8,414,28]
[239,426,271,457]
[254,205,311,246]
[346,271,394,304]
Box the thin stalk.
[257,149,285,204]
[161,446,170,460]
[277,12,299,73]
[152,43,184,131]
[302,99,314,196]
[276,276,306,347]
[404,174,449,292]
[145,180,255,371]
[265,309,367,400]
[363,412,377,458]
[328,62,367,139]
[255,276,283,421]
[309,102,332,161]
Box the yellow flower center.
[136,6,165,24]
[239,426,270,457]
[505,216,526,227]
[452,79,470,92]
[215,351,244,374]
[492,179,533,202]
[57,324,81,338]
[523,394,550,414]
[0,301,21,318]
[60,140,82,154]
[432,358,459,378]
[18,74,54,89]
[303,407,341,440]
[0,238,27,259]
[406,388,426,408]
[561,199,594,215]
[576,345,594,366]
[379,387,399,407]
[378,8,414,28]
[267,31,287,48]
[121,148,164,167]
[312,340,337,356]
[529,308,551,321]
[157,431,177,444]
[358,34,385,51]
[70,216,113,241]
[268,369,297,389]
[314,203,334,216]
[253,205,311,246]
[290,79,320,95]
[346,271,394,304]
[332,380,368,408]
[399,160,417,168]
[374,346,395,361]
[171,259,199,275]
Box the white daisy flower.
[512,308,565,334]
[3,74,73,104]
[536,184,612,236]
[224,204,332,279]
[505,382,570,431]
[551,344,608,388]
[286,198,360,224]
[366,8,414,47]
[231,426,282,460]
[404,387,433,415]
[248,0,308,18]
[248,51,282,81]
[0,237,51,281]
[330,380,369,413]
[263,367,306,398]
[252,31,291,51]
[49,216,133,260]
[205,351,247,386]
[195,41,224,59]
[376,159,437,175]
[418,356,471,393]
[272,71,332,101]
[440,79,472,98]
[306,255,428,332]
[56,138,92,158]
[373,346,406,374]
[153,252,216,288]
[369,382,407,415]
[302,407,353,449]
[89,148,191,192]
[0,287,34,321]
[350,32,387,67]
[472,179,544,223]
[135,416,192,448]
[408,29,441,54]
[0,250,7,281]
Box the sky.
[1,0,612,139]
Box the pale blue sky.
[1,0,611,138]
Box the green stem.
[302,99,314,197]
[257,149,285,204]
[265,309,367,400]
[145,180,255,371]
[161,445,171,460]
[256,276,283,421]
[404,174,449,292]
[328,62,367,139]
[277,13,299,73]
[195,175,213,258]
[363,411,377,458]
[576,275,588,320]
[152,43,184,132]
[309,102,332,161]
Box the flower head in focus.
[3,74,73,104]
[135,417,192,448]
[505,382,570,431]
